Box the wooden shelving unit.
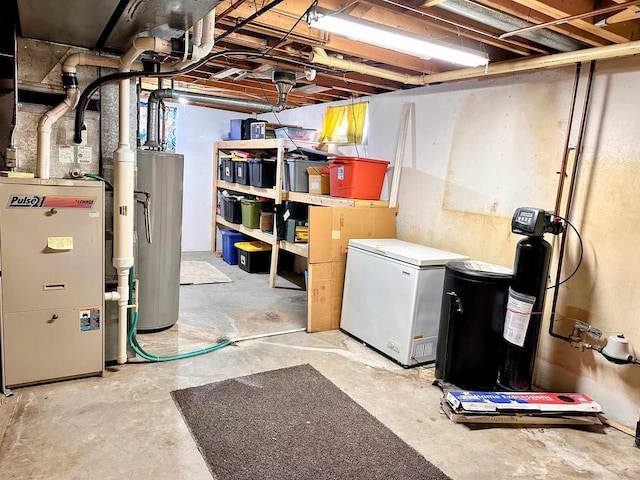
[212,139,396,331]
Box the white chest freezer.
[340,238,468,366]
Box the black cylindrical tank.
[435,260,512,391]
[498,236,552,391]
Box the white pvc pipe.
[37,89,79,179]
[195,8,216,58]
[37,53,143,179]
[193,19,203,47]
[166,8,216,71]
[105,291,121,302]
[310,39,640,87]
[63,53,120,72]
[62,52,144,73]
[308,48,425,85]
[230,327,307,344]
[113,39,150,364]
[111,11,214,363]
[120,37,172,71]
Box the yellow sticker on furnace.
[48,236,74,250]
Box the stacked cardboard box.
[306,206,396,332]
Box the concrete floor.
[0,252,638,480]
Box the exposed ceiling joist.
[13,0,640,109]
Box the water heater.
[135,151,184,331]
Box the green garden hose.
[83,172,114,191]
[127,310,231,362]
[126,266,231,362]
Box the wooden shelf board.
[215,216,275,245]
[286,191,390,208]
[217,180,277,200]
[216,139,318,151]
[280,241,308,258]
[216,139,286,150]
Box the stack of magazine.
[441,390,603,425]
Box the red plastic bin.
[328,156,390,200]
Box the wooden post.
[389,103,414,209]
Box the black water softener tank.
[435,261,512,390]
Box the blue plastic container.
[221,230,246,265]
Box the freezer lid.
[348,238,469,266]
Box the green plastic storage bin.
[241,199,261,229]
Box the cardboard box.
[446,391,602,413]
[303,205,396,332]
[439,398,602,426]
[307,261,346,332]
[260,212,274,232]
[308,206,396,264]
[307,166,330,195]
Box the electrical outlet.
[5,147,17,169]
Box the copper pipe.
[500,0,640,39]
[548,61,596,341]
[553,63,581,217]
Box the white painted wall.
[262,59,640,427]
[174,104,241,251]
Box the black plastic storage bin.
[284,200,308,220]
[275,201,308,241]
[435,261,512,391]
[221,158,235,183]
[236,241,271,273]
[249,159,276,187]
[222,196,243,223]
[234,160,250,185]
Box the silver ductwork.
[145,90,283,148]
[272,70,296,106]
[146,72,296,148]
[437,0,583,53]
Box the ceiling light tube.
[308,9,488,68]
[212,67,244,79]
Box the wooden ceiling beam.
[229,54,406,91]
[216,17,440,72]
[474,0,617,46]
[183,56,392,101]
[171,75,320,107]
[215,2,443,72]
[510,0,631,43]
[358,0,544,55]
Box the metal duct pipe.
[272,70,296,106]
[437,0,582,52]
[145,89,284,148]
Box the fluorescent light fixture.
[212,67,244,79]
[308,9,488,68]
